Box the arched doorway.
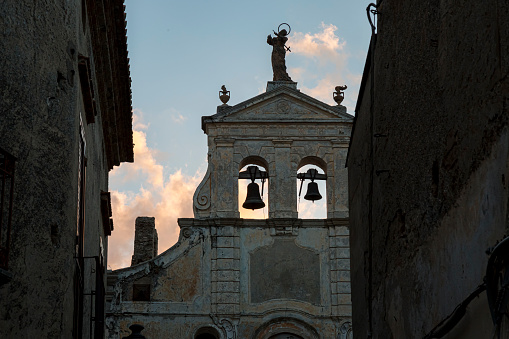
[253,317,319,339]
[268,333,304,339]
[194,326,221,339]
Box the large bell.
[304,182,322,202]
[242,182,265,210]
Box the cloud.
[171,112,187,124]
[108,111,203,269]
[291,23,346,59]
[298,193,327,219]
[132,108,149,130]
[162,107,187,124]
[288,23,359,111]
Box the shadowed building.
[348,0,509,338]
[105,79,354,338]
[0,1,133,337]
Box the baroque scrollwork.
[338,321,353,339]
[211,316,238,339]
[193,166,211,215]
[181,227,193,238]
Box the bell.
[304,182,322,202]
[242,182,265,210]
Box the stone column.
[270,140,297,218]
[212,138,239,218]
[131,217,158,266]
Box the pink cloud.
[289,23,358,110]
[108,111,203,269]
[291,23,346,59]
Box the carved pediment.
[221,96,340,121]
[202,85,353,132]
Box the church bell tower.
[106,25,354,339]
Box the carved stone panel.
[249,238,320,304]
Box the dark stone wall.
[348,0,509,337]
[348,47,373,337]
[0,1,130,337]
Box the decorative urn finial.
[333,85,348,105]
[219,85,230,105]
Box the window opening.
[0,147,15,271]
[133,284,151,301]
[73,119,86,339]
[297,165,326,219]
[239,164,268,219]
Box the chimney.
[131,217,158,266]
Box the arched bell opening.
[296,157,327,219]
[238,157,269,219]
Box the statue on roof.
[267,23,292,82]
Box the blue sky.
[107,1,372,269]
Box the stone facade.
[106,83,354,338]
[347,0,509,338]
[0,1,133,338]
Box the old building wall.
[0,0,132,337]
[347,46,373,337]
[106,219,352,339]
[0,2,83,337]
[107,83,354,338]
[348,0,509,337]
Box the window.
[133,284,151,302]
[73,119,86,339]
[78,55,96,124]
[0,147,15,273]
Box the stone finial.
[131,217,158,266]
[219,85,230,105]
[333,85,347,105]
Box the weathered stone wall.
[106,219,352,338]
[131,217,158,265]
[348,0,509,337]
[0,0,132,337]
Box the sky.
[107,0,372,269]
